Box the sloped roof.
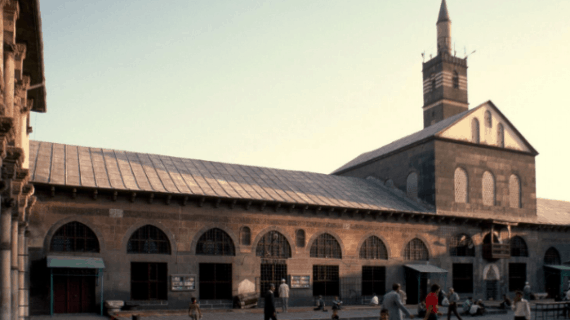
[332,108,474,174]
[536,198,570,225]
[28,140,433,214]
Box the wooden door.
[53,274,95,313]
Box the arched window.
[453,71,459,88]
[256,231,291,259]
[471,118,480,143]
[296,229,305,248]
[127,225,171,254]
[50,222,99,252]
[404,238,429,261]
[359,236,388,260]
[482,171,495,206]
[310,233,342,259]
[497,123,505,148]
[449,234,475,257]
[509,175,521,209]
[510,236,528,257]
[196,228,235,256]
[406,172,418,199]
[544,247,561,265]
[454,167,468,203]
[485,110,492,128]
[240,227,251,245]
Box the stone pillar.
[17,227,25,320]
[0,200,12,320]
[3,44,15,118]
[10,219,17,320]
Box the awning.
[47,255,105,269]
[405,264,448,273]
[544,265,570,274]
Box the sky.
[34,0,570,201]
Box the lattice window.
[485,110,492,128]
[406,172,418,199]
[196,228,235,256]
[296,229,305,248]
[50,222,100,253]
[127,225,171,254]
[471,118,480,143]
[449,234,475,257]
[482,171,495,206]
[131,262,167,300]
[510,236,528,257]
[404,238,429,261]
[359,236,388,260]
[313,265,339,296]
[454,167,468,203]
[240,227,251,245]
[199,263,232,300]
[453,71,459,88]
[509,175,521,209]
[362,266,386,296]
[256,231,291,259]
[497,123,505,148]
[310,233,342,259]
[544,247,561,265]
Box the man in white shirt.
[512,290,531,320]
[370,293,379,306]
[278,279,289,313]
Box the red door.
[53,274,95,313]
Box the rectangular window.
[199,263,232,300]
[313,265,339,297]
[452,263,473,293]
[509,263,526,292]
[362,266,386,296]
[131,262,168,300]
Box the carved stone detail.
[0,117,15,137]
[14,43,26,61]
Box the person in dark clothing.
[314,295,327,311]
[264,284,277,320]
[499,294,511,309]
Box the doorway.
[199,263,232,300]
[406,270,427,305]
[53,269,96,313]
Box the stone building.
[24,0,570,316]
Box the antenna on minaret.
[422,51,425,63]
[465,50,476,59]
[454,42,456,57]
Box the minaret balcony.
[483,243,510,259]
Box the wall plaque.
[171,274,196,291]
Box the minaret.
[422,0,468,128]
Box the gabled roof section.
[537,198,570,225]
[28,140,434,214]
[437,0,450,23]
[332,108,474,174]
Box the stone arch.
[189,225,240,255]
[240,226,251,245]
[471,118,480,143]
[121,220,177,255]
[356,232,392,260]
[483,264,500,280]
[544,247,561,265]
[401,235,432,261]
[406,171,419,199]
[509,174,522,209]
[484,110,492,128]
[43,215,106,254]
[497,123,505,147]
[252,226,296,257]
[449,233,475,257]
[307,230,345,259]
[454,167,469,203]
[510,235,528,257]
[482,171,496,206]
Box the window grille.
[404,238,429,261]
[256,231,291,259]
[544,247,561,265]
[310,233,342,259]
[313,265,339,296]
[485,110,492,128]
[449,234,475,257]
[127,225,171,254]
[453,71,459,88]
[482,171,495,206]
[508,263,526,292]
[406,172,418,199]
[510,236,528,257]
[362,266,386,296]
[296,229,305,248]
[497,123,505,147]
[260,261,287,297]
[240,226,251,245]
[359,236,388,260]
[196,228,235,256]
[131,262,168,300]
[199,263,232,300]
[50,222,100,252]
[509,175,521,208]
[454,168,468,203]
[471,118,480,143]
[452,263,474,293]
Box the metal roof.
[47,256,105,269]
[544,265,570,272]
[28,140,433,214]
[536,198,570,225]
[404,264,448,273]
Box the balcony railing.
[483,243,510,259]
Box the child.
[188,297,202,320]
[380,308,389,320]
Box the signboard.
[290,275,310,289]
[171,274,196,291]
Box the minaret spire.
[437,0,452,55]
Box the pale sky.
[34,0,570,201]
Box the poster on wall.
[171,274,196,291]
[290,275,310,288]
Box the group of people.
[263,279,291,320]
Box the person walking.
[446,288,462,320]
[265,284,277,320]
[523,282,531,300]
[512,290,531,320]
[399,289,408,305]
[382,283,414,320]
[188,297,202,320]
[279,279,289,313]
[423,284,443,320]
